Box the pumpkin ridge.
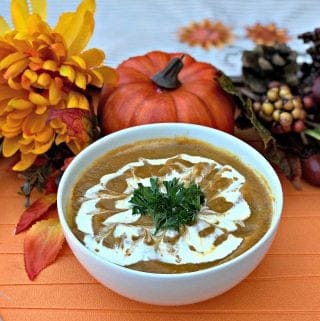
[121,55,158,77]
[118,66,151,84]
[147,51,172,71]
[144,51,170,76]
[169,88,213,126]
[166,91,179,121]
[180,63,218,82]
[104,84,155,132]
[129,89,165,125]
[182,89,217,128]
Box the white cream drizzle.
[75,154,251,267]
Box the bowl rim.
[57,122,283,279]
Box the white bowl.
[57,123,283,306]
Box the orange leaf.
[15,193,57,234]
[24,218,64,280]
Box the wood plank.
[269,217,320,254]
[0,225,72,255]
[1,253,320,285]
[0,254,95,285]
[282,195,320,218]
[1,309,319,321]
[0,278,319,311]
[279,174,320,195]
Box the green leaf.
[217,74,241,98]
[129,177,204,234]
[242,98,275,149]
[304,128,320,141]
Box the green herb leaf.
[129,177,205,234]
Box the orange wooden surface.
[1,155,320,321]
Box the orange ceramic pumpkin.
[99,51,236,134]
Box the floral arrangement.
[234,31,320,188]
[1,1,320,280]
[0,0,117,279]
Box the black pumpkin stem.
[151,55,185,89]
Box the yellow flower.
[0,0,117,171]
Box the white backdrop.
[1,0,320,76]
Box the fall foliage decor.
[0,0,116,171]
[99,51,236,134]
[178,19,233,49]
[246,23,290,46]
[236,28,320,188]
[0,0,117,280]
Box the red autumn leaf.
[44,175,58,194]
[44,172,59,194]
[24,218,65,280]
[61,156,74,171]
[15,193,57,234]
[48,108,94,153]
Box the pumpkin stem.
[151,55,185,89]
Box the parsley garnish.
[129,177,205,234]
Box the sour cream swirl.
[75,154,251,266]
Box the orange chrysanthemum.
[246,23,290,46]
[0,0,117,171]
[178,19,233,50]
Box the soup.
[68,137,274,274]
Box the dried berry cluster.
[253,84,310,134]
[236,28,320,187]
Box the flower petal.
[4,58,29,79]
[80,48,105,68]
[24,218,64,280]
[0,52,28,70]
[54,0,95,52]
[27,14,51,34]
[37,73,51,88]
[11,0,30,32]
[59,65,76,82]
[29,92,49,105]
[96,65,118,88]
[42,60,58,71]
[22,111,48,134]
[0,16,10,35]
[12,152,37,171]
[48,78,63,105]
[35,105,47,115]
[53,12,73,40]
[30,0,47,21]
[75,71,87,89]
[8,98,34,110]
[0,84,26,100]
[16,193,57,234]
[7,108,32,120]
[68,11,94,56]
[33,134,55,154]
[69,56,86,69]
[2,136,20,157]
[77,0,96,15]
[88,69,103,87]
[8,77,23,90]
[34,127,54,143]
